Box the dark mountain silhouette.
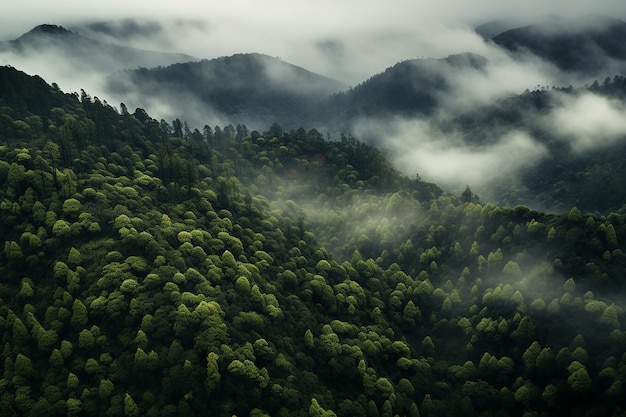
[71,18,169,42]
[474,18,527,40]
[491,15,626,74]
[107,51,489,130]
[315,53,489,131]
[0,24,197,72]
[106,53,348,128]
[3,19,626,132]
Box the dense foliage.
[1,66,626,417]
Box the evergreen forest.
[1,65,626,417]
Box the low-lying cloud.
[552,92,626,152]
[353,116,548,196]
[3,1,626,85]
[353,86,626,209]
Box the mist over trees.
[5,17,626,214]
[1,64,626,417]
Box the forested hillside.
[427,75,626,212]
[1,66,626,417]
[315,53,488,128]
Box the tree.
[421,336,435,356]
[43,141,61,187]
[99,379,114,400]
[71,299,88,328]
[205,352,221,393]
[67,247,82,267]
[62,198,82,218]
[567,365,592,393]
[66,398,82,417]
[78,328,95,350]
[52,219,71,238]
[14,353,33,381]
[461,186,479,203]
[67,372,80,390]
[304,329,315,348]
[403,300,422,325]
[124,393,140,417]
[309,398,337,417]
[511,316,535,341]
[502,261,522,279]
[605,224,618,246]
[4,241,23,261]
[567,207,582,223]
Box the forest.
[1,65,626,417]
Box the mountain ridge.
[106,52,348,128]
[0,23,197,74]
[491,15,626,73]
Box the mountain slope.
[4,24,197,70]
[491,16,626,74]
[316,53,488,128]
[107,53,348,128]
[1,65,626,417]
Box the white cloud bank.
[553,93,626,151]
[2,0,625,83]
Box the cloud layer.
[3,0,626,84]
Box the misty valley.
[1,14,626,417]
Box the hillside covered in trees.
[413,75,626,213]
[1,66,626,417]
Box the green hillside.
[1,66,626,417]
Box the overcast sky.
[3,0,626,83]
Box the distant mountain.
[474,18,527,40]
[491,16,626,74]
[107,52,491,131]
[315,53,489,131]
[0,24,196,73]
[106,53,348,128]
[71,19,169,43]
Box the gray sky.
[3,0,626,83]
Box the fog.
[352,115,549,198]
[2,1,626,207]
[352,87,626,207]
[553,92,626,152]
[3,0,626,84]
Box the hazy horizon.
[3,1,626,84]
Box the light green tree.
[99,379,114,400]
[309,398,337,417]
[62,198,82,218]
[71,299,88,328]
[124,393,140,417]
